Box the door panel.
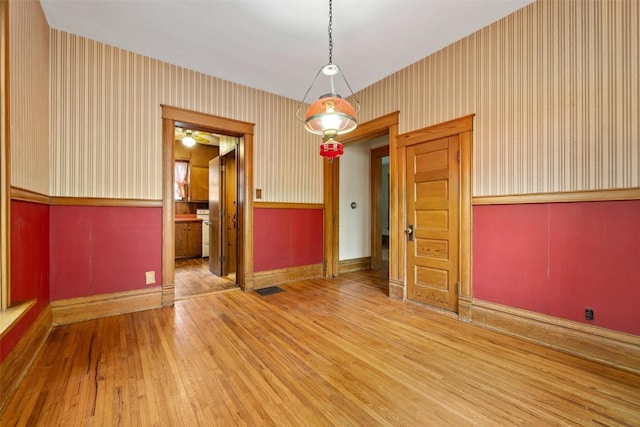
[208,157,222,276]
[406,136,459,312]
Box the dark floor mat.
[255,286,284,296]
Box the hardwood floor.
[2,269,640,426]
[175,258,238,300]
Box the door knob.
[405,224,414,241]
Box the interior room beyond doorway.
[173,124,237,299]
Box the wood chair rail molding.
[473,187,640,205]
[254,202,323,210]
[10,187,163,207]
[10,187,51,205]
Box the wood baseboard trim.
[388,278,404,300]
[470,299,640,375]
[251,264,324,290]
[457,295,472,322]
[51,287,163,325]
[0,305,52,412]
[162,283,175,307]
[339,257,371,273]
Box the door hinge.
[221,165,226,171]
[457,281,461,294]
[457,151,461,162]
[219,255,225,262]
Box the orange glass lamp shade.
[304,94,357,139]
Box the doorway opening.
[172,124,238,300]
[337,138,389,279]
[324,112,400,296]
[161,105,255,306]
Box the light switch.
[256,189,262,199]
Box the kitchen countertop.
[175,215,203,223]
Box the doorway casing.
[328,112,473,318]
[161,105,254,306]
[397,115,473,318]
[326,112,402,296]
[370,145,390,271]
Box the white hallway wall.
[339,135,389,261]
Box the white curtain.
[174,161,188,200]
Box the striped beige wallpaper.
[50,31,323,202]
[9,0,49,194]
[357,0,639,196]
[35,0,640,200]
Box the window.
[174,160,189,200]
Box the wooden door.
[208,157,222,276]
[222,150,237,276]
[406,136,459,312]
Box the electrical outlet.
[145,271,156,285]
[585,308,594,321]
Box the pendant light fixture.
[296,0,359,161]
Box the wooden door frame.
[221,148,238,277]
[208,156,222,276]
[161,105,254,305]
[0,0,9,310]
[370,145,389,270]
[397,115,474,319]
[325,112,401,296]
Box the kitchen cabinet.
[175,220,202,259]
[191,144,218,167]
[190,166,209,202]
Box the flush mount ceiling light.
[296,0,359,161]
[182,130,196,148]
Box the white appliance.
[196,209,210,258]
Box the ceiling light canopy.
[296,0,359,161]
[182,130,196,148]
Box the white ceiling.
[40,0,534,102]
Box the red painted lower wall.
[50,206,162,300]
[1,201,50,362]
[473,200,640,335]
[253,208,323,272]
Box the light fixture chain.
[328,0,333,64]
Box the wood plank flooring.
[2,269,640,426]
[175,258,237,300]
